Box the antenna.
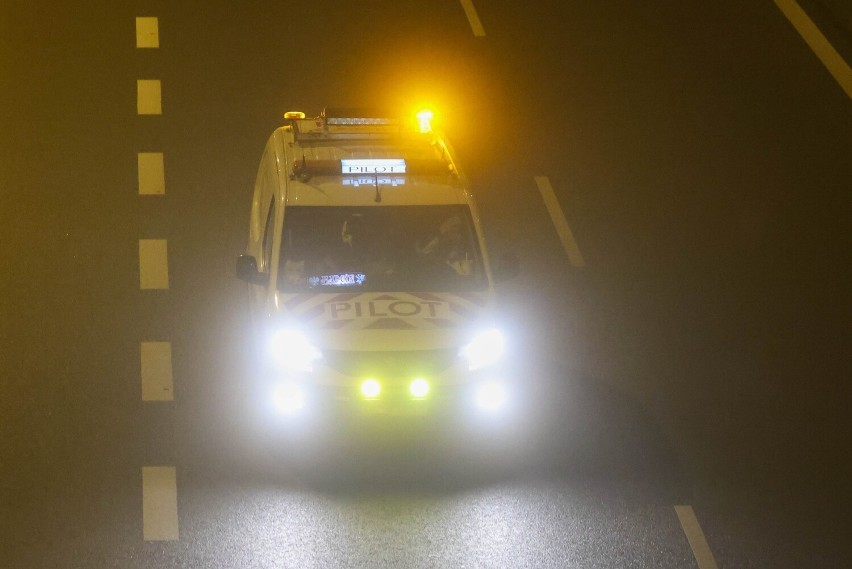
[373,175,382,203]
[293,152,310,181]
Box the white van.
[237,108,518,423]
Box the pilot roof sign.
[341,158,406,175]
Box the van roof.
[275,125,471,206]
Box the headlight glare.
[460,329,505,370]
[269,329,322,371]
[475,381,507,411]
[273,383,305,414]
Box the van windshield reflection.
[278,205,486,292]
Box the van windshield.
[278,205,487,292]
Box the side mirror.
[492,252,520,282]
[236,254,270,286]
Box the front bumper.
[259,357,517,423]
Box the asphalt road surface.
[2,1,850,567]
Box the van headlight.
[268,329,322,371]
[475,381,508,412]
[273,382,305,414]
[460,328,505,370]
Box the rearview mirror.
[236,254,269,286]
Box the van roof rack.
[290,107,407,141]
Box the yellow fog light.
[409,378,430,399]
[360,379,381,399]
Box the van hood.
[272,291,493,351]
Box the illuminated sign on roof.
[341,158,406,175]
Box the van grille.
[322,349,457,377]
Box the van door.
[247,141,278,317]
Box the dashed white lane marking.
[140,342,174,401]
[142,467,179,541]
[137,152,165,195]
[135,17,159,48]
[137,79,162,115]
[460,0,486,37]
[139,239,170,289]
[533,176,586,267]
[774,0,852,98]
[675,505,720,569]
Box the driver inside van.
[415,214,473,277]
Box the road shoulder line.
[533,176,586,267]
[675,505,720,569]
[460,0,486,37]
[774,0,852,98]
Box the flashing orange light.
[416,109,434,133]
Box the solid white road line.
[774,0,852,98]
[140,342,174,401]
[460,0,486,37]
[142,467,179,541]
[139,239,169,290]
[135,17,159,49]
[675,505,720,569]
[137,152,165,195]
[534,176,586,267]
[137,79,162,115]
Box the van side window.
[261,196,275,271]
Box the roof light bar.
[326,116,398,126]
[323,108,398,126]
